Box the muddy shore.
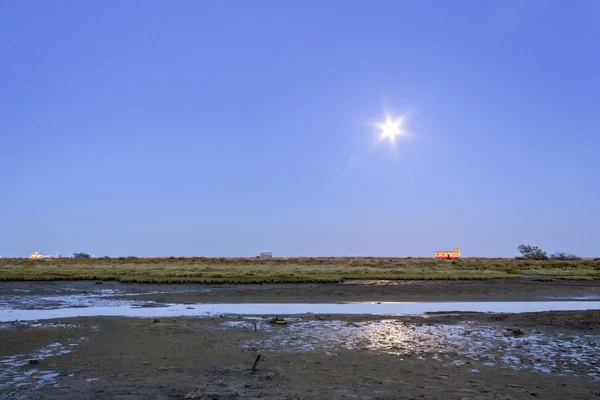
[1,311,600,399]
[123,279,600,304]
[2,278,600,304]
[2,280,600,399]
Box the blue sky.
[1,0,599,257]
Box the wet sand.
[2,280,600,399]
[1,311,600,399]
[123,279,600,304]
[2,278,600,304]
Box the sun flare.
[376,114,406,145]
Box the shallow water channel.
[1,280,600,321]
[2,301,600,322]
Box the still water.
[2,301,600,322]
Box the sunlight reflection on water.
[223,318,600,378]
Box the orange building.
[435,248,461,259]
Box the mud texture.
[119,279,600,304]
[2,280,600,399]
[1,311,600,400]
[2,279,600,304]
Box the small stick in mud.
[251,354,261,372]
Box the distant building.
[260,252,272,260]
[29,252,53,259]
[435,248,461,259]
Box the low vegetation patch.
[0,257,599,283]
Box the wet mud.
[0,314,599,399]
[2,279,600,305]
[2,280,600,399]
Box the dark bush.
[73,253,91,259]
[549,252,581,260]
[517,245,548,260]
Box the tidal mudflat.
[2,280,600,399]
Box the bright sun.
[376,114,405,145]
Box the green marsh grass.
[1,257,599,283]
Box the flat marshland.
[2,265,600,399]
[1,256,599,283]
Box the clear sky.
[1,0,599,258]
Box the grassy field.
[1,257,599,283]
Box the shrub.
[73,253,91,259]
[499,264,518,274]
[517,245,548,260]
[549,252,581,260]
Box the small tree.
[73,252,91,259]
[517,245,548,260]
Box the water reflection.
[0,338,86,393]
[224,319,600,378]
[4,301,600,321]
